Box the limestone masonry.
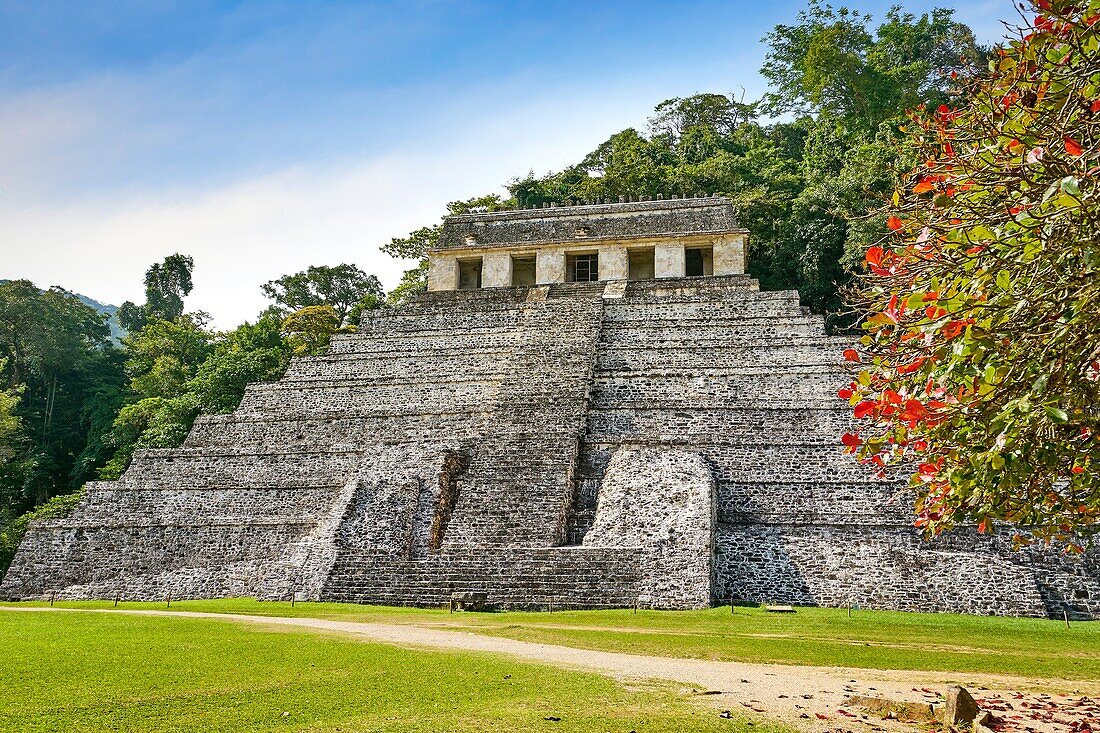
[3,196,1098,618]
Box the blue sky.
[1,0,1008,326]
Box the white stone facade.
[427,196,749,291]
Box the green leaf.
[1044,406,1069,423]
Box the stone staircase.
[322,548,642,609]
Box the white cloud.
[0,81,665,328]
[3,151,476,328]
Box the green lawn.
[0,609,776,733]
[8,598,1099,682]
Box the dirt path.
[5,607,1098,733]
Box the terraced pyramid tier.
[2,276,1097,617]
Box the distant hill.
[0,279,126,342]
[73,292,125,342]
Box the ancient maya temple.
[3,196,1099,618]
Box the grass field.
[7,598,1098,682]
[0,609,778,733]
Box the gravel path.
[5,606,1097,733]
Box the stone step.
[237,379,498,417]
[597,340,851,372]
[329,330,527,354]
[585,404,854,442]
[321,547,643,609]
[121,449,366,490]
[591,371,850,405]
[599,322,827,344]
[282,349,516,381]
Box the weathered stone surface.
[449,591,487,612]
[843,696,937,723]
[584,446,714,609]
[974,710,996,730]
[2,200,1099,617]
[437,197,743,250]
[944,686,981,726]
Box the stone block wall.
[584,446,714,609]
[574,275,1100,618]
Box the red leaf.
[1064,136,1083,156]
[838,386,854,399]
[1091,100,1100,113]
[843,348,861,363]
[854,401,876,419]
[942,320,966,340]
[841,432,862,448]
[901,399,928,422]
[913,179,935,194]
[865,246,885,268]
[886,215,904,231]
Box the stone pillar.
[481,251,512,288]
[427,255,459,291]
[536,248,566,284]
[714,234,748,275]
[600,246,629,281]
[654,242,686,278]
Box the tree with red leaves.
[844,0,1100,547]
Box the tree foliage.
[382,7,982,318]
[118,254,195,332]
[0,280,124,509]
[762,2,978,129]
[281,305,350,355]
[262,264,384,326]
[844,0,1100,545]
[98,312,292,480]
[380,195,513,303]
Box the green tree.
[262,264,384,326]
[282,305,350,355]
[189,313,292,413]
[761,2,980,130]
[123,314,213,400]
[118,254,195,332]
[0,280,123,507]
[99,313,291,479]
[844,0,1099,544]
[380,195,514,302]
